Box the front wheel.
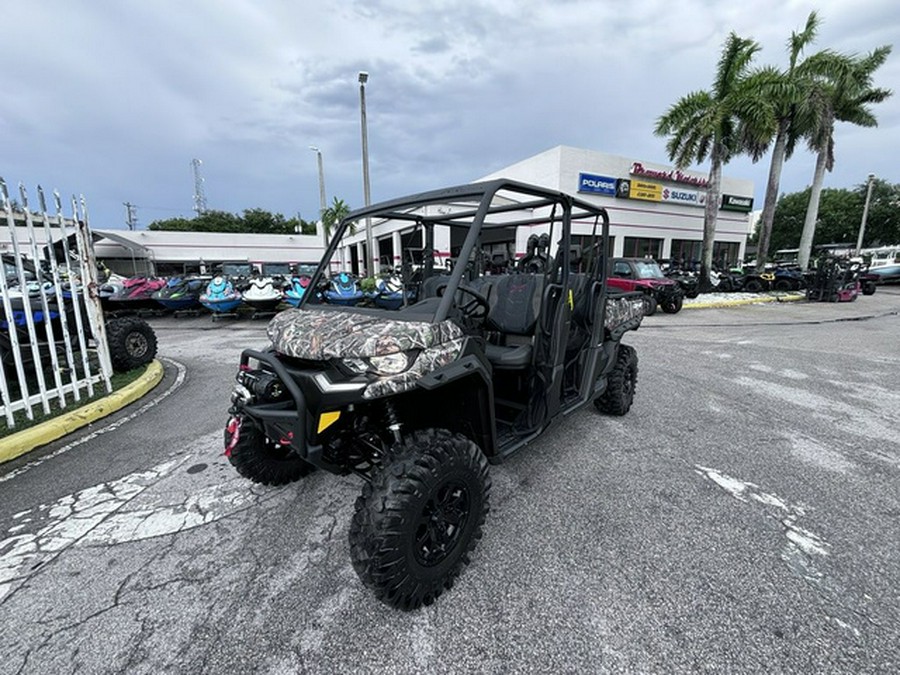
[642,295,658,316]
[225,415,315,485]
[595,344,638,415]
[349,428,491,610]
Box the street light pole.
[856,173,876,254]
[309,146,327,247]
[358,71,377,276]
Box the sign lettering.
[578,172,617,196]
[720,194,754,212]
[661,186,706,207]
[629,179,662,202]
[630,161,709,188]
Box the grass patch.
[0,365,148,438]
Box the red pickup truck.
[607,258,684,315]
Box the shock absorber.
[384,400,403,445]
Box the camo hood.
[267,307,464,360]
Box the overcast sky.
[3,0,897,231]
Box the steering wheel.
[435,281,490,320]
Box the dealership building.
[480,145,754,266]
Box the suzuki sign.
[661,186,706,208]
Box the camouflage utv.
[224,179,644,610]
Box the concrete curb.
[0,360,165,465]
[684,293,806,310]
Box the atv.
[0,254,157,374]
[224,180,644,610]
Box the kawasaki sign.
[720,194,754,212]
[578,172,617,196]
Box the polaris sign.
[578,173,617,196]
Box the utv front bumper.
[231,348,367,466]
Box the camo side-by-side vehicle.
[224,180,644,609]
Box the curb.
[0,360,165,465]
[684,293,806,310]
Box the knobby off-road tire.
[225,415,315,486]
[743,278,765,293]
[773,279,793,292]
[349,428,491,610]
[642,295,658,316]
[660,294,683,314]
[106,316,158,372]
[595,344,638,416]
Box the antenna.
[191,158,208,215]
[123,202,139,230]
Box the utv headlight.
[368,352,414,375]
[342,352,416,376]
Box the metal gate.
[0,178,112,431]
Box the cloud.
[1,0,897,229]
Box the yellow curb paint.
[0,360,165,465]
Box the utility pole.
[191,158,208,215]
[855,173,876,254]
[123,202,139,230]
[359,71,377,276]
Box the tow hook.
[224,416,242,457]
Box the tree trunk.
[700,148,724,290]
[755,120,789,272]
[797,149,828,271]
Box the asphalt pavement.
[1,287,898,673]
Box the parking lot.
[1,287,899,673]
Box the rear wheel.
[743,278,765,293]
[660,294,683,314]
[349,428,490,610]
[773,279,793,291]
[595,344,638,416]
[225,415,315,485]
[106,316,158,372]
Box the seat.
[481,274,543,369]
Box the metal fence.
[0,178,112,430]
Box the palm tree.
[754,11,822,272]
[655,32,776,288]
[796,46,892,270]
[320,196,352,244]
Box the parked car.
[607,258,684,314]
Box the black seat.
[481,274,543,369]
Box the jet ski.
[242,276,284,313]
[200,276,243,314]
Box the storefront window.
[670,239,702,266]
[713,241,740,269]
[622,237,662,260]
